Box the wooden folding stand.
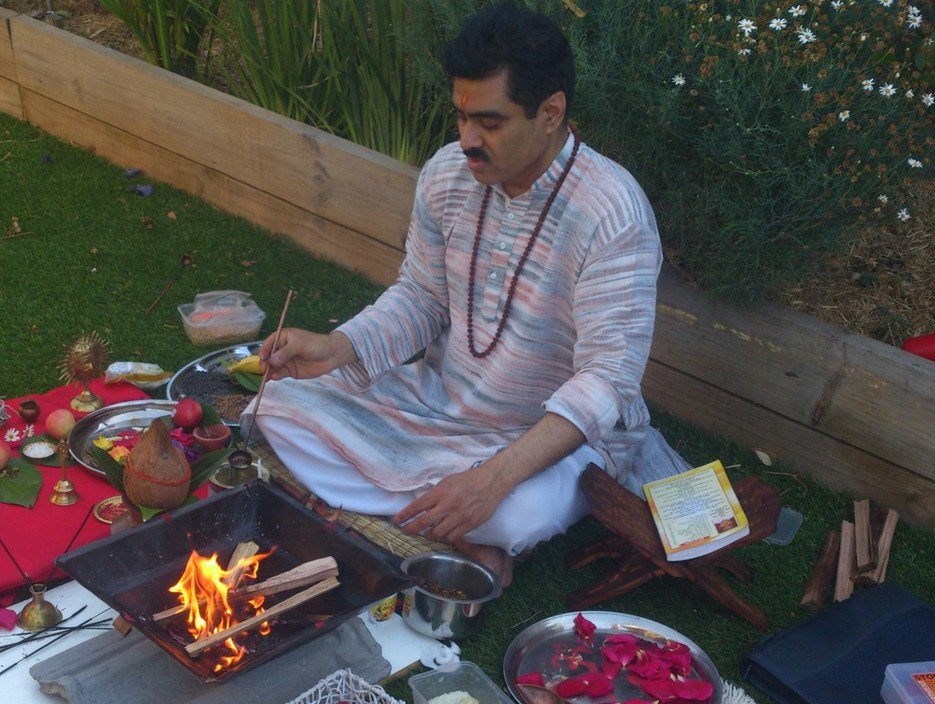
[567,465,782,631]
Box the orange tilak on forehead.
[459,92,469,108]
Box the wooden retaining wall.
[3,9,934,530]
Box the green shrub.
[566,0,934,299]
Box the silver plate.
[503,611,721,704]
[68,399,177,476]
[165,341,261,427]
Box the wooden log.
[184,576,340,657]
[232,556,338,597]
[800,529,841,610]
[223,541,261,587]
[867,509,900,584]
[833,520,856,602]
[112,615,133,638]
[853,499,875,573]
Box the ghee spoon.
[228,288,293,471]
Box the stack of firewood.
[799,499,899,610]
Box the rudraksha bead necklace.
[466,128,581,359]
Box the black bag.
[741,582,935,704]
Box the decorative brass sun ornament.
[60,331,110,412]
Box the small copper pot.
[18,399,40,423]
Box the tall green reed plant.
[96,0,218,78]
[213,0,321,124]
[313,0,453,166]
[214,0,453,166]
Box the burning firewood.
[184,576,340,657]
[152,555,339,622]
[223,541,261,587]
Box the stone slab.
[30,617,389,704]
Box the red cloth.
[0,378,149,605]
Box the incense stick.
[241,288,293,449]
[45,505,95,584]
[0,536,32,590]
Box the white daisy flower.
[801,83,812,92]
[3,428,21,443]
[738,18,757,35]
[672,74,686,86]
[862,78,875,92]
[906,89,915,100]
[878,194,889,204]
[789,5,807,16]
[797,28,817,43]
[831,0,844,8]
[838,110,850,121]
[907,14,923,29]
[878,0,894,7]
[908,158,923,168]
[897,208,911,221]
[879,83,897,97]
[769,18,788,30]
[922,93,935,107]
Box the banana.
[227,354,262,375]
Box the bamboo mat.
[252,442,453,559]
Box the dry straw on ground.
[6,0,934,347]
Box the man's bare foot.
[454,539,514,589]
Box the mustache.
[463,148,489,162]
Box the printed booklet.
[643,459,749,561]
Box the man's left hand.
[394,464,508,545]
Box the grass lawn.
[3,112,934,703]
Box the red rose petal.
[574,612,597,640]
[516,672,546,687]
[554,676,589,698]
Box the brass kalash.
[16,583,63,631]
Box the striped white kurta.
[253,132,663,491]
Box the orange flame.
[168,550,272,671]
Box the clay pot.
[192,423,232,452]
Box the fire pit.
[56,480,415,683]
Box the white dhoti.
[256,414,602,557]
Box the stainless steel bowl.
[399,551,502,640]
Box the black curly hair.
[442,1,575,120]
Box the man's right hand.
[258,328,358,380]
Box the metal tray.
[68,399,177,476]
[503,611,721,704]
[165,342,261,427]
